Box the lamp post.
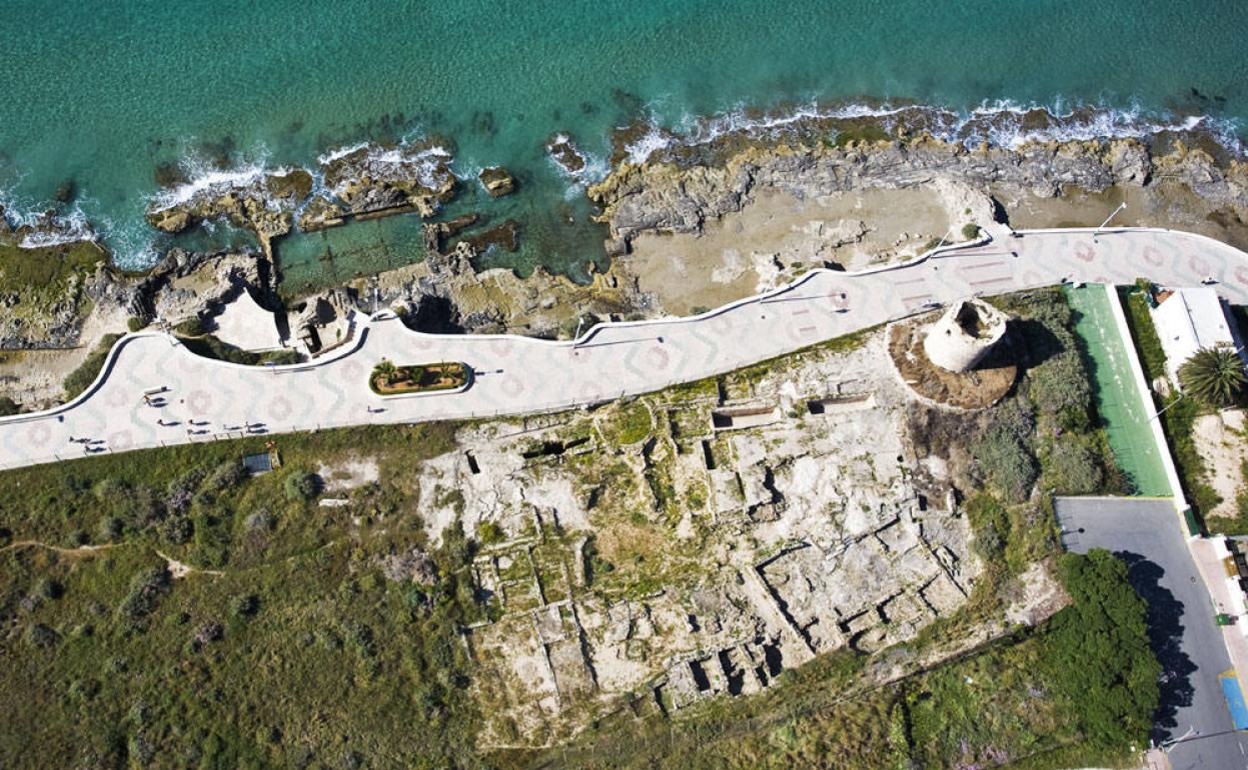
[1093,202,1127,241]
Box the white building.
[1150,287,1243,385]
[922,298,1009,373]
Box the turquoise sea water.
[3,0,1247,280]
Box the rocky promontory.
[588,131,1248,245]
[145,168,311,254]
[321,143,457,218]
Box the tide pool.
[2,0,1246,279]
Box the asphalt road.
[1055,497,1248,770]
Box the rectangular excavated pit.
[711,405,780,431]
[806,393,875,415]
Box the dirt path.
[156,549,224,578]
[0,540,122,556]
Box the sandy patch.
[317,457,380,492]
[621,187,952,315]
[1193,410,1248,519]
[0,301,129,408]
[992,180,1248,252]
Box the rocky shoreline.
[4,116,1248,409]
[589,130,1248,248]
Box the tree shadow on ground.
[1116,550,1198,743]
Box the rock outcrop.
[321,143,457,218]
[144,168,306,255]
[588,133,1248,246]
[478,166,516,197]
[546,133,588,176]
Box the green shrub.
[974,425,1038,502]
[173,317,207,337]
[961,223,980,240]
[0,396,20,416]
[24,623,60,648]
[63,333,123,400]
[476,521,504,545]
[1044,437,1104,495]
[96,516,124,542]
[179,334,300,366]
[965,495,1009,561]
[231,594,260,618]
[126,316,147,332]
[34,577,63,601]
[203,459,246,494]
[118,568,170,614]
[283,470,319,501]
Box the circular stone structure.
[922,298,1009,373]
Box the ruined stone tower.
[922,298,1008,373]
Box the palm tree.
[1178,347,1246,407]
[373,359,397,386]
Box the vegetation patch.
[502,549,1158,770]
[62,333,124,401]
[178,334,301,367]
[370,360,470,395]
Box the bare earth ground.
[623,181,1248,317]
[620,187,952,315]
[1193,409,1248,520]
[995,180,1248,251]
[0,302,129,405]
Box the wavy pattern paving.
[2,227,1245,470]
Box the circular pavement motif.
[1075,242,1096,263]
[187,390,212,416]
[26,422,51,447]
[1235,266,1248,286]
[501,376,525,398]
[1143,245,1165,267]
[105,387,129,408]
[646,345,671,371]
[829,290,850,310]
[338,360,363,382]
[269,395,293,421]
[107,429,134,450]
[1188,253,1211,277]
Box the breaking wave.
[621,99,1244,165]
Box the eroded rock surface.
[399,330,1046,746]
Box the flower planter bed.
[370,361,470,395]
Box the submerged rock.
[546,133,587,176]
[421,213,479,255]
[478,166,516,197]
[460,220,520,254]
[298,195,346,233]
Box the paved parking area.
[1056,497,1248,770]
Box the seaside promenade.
[2,227,1247,471]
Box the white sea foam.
[148,153,272,211]
[623,126,675,165]
[623,99,1243,162]
[318,140,454,193]
[0,186,98,248]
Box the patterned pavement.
[3,226,1247,470]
